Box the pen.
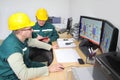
[88,48,92,54]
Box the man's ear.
[36,16,38,21]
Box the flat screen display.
[79,16,103,45]
[100,21,119,53]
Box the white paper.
[57,38,76,48]
[71,67,107,80]
[54,48,81,63]
[74,67,93,80]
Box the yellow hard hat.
[36,8,48,21]
[8,12,35,30]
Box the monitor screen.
[47,17,61,24]
[100,20,119,53]
[79,16,103,45]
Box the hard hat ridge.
[36,8,48,21]
[8,12,35,30]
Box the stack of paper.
[57,38,76,48]
[54,48,80,63]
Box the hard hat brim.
[9,21,35,30]
[26,21,35,28]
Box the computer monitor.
[79,16,103,46]
[66,17,72,34]
[47,17,61,24]
[58,17,72,34]
[100,20,119,53]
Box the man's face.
[21,27,33,38]
[37,20,46,26]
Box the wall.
[70,0,120,50]
[0,0,120,49]
[0,0,70,39]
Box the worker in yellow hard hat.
[0,12,64,80]
[32,8,59,44]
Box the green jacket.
[0,32,45,80]
[32,22,59,44]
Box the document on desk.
[72,67,94,80]
[54,48,81,63]
[57,38,76,48]
[71,67,108,80]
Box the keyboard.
[79,46,90,57]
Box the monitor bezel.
[79,16,104,46]
[100,20,119,53]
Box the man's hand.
[48,63,64,72]
[37,34,50,43]
[41,37,50,43]
[37,35,44,40]
[52,44,59,49]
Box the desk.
[32,32,95,80]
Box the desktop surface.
[32,32,98,80]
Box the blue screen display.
[100,22,113,53]
[80,16,103,45]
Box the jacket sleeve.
[49,26,59,42]
[32,32,38,38]
[27,38,52,50]
[7,53,49,80]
